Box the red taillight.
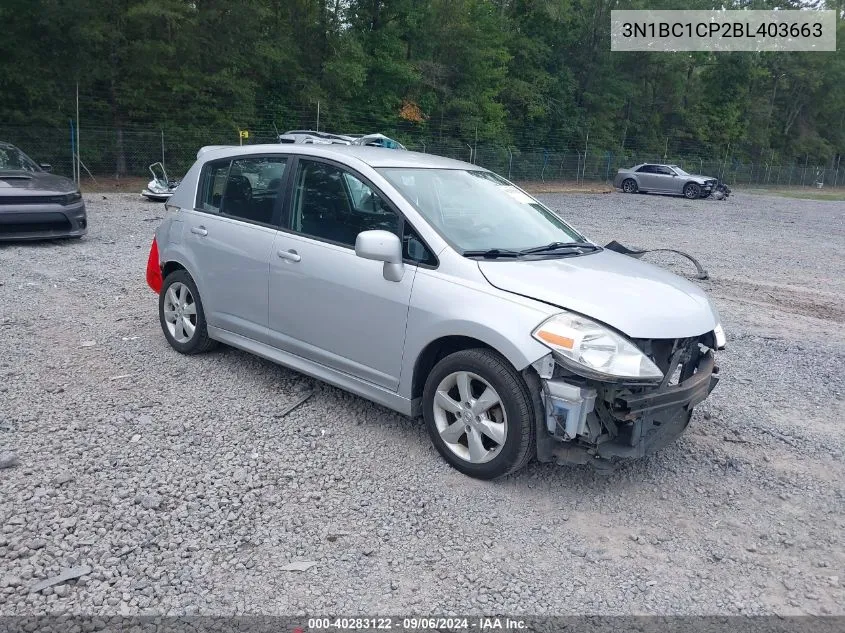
[146,237,163,294]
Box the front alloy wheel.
[684,183,701,199]
[423,349,535,479]
[432,371,508,465]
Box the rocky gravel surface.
[0,190,843,616]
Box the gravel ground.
[1,190,843,617]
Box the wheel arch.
[621,176,640,192]
[162,260,188,280]
[411,335,495,401]
[409,324,547,402]
[159,255,207,306]
[159,247,203,292]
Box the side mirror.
[39,163,52,172]
[355,230,404,282]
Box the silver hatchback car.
[146,144,724,479]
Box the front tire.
[621,178,638,194]
[683,183,701,199]
[159,270,217,354]
[422,349,535,479]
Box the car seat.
[223,174,252,218]
[299,167,357,244]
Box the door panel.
[267,157,414,390]
[183,155,289,342]
[655,167,677,192]
[636,166,658,190]
[669,172,684,194]
[184,209,276,342]
[268,232,415,389]
[638,166,675,192]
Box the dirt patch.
[707,277,845,324]
[517,179,614,194]
[80,176,149,194]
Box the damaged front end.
[534,333,720,468]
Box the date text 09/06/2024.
[305,617,528,630]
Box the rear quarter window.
[196,160,231,213]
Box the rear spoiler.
[196,145,234,159]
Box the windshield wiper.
[462,248,521,259]
[518,241,600,256]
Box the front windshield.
[0,145,40,172]
[378,168,586,252]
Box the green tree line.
[1,0,842,175]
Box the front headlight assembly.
[532,312,663,382]
[50,192,82,205]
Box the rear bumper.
[0,201,87,240]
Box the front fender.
[398,267,557,400]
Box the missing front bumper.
[538,350,719,465]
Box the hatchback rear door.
[184,155,288,342]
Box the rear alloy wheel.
[683,182,701,199]
[423,349,535,479]
[159,270,217,354]
[621,178,638,193]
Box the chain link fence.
[2,123,842,189]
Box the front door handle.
[277,249,301,263]
[191,226,208,237]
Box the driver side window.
[290,160,399,247]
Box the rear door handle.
[191,226,208,237]
[277,249,301,263]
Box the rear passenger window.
[196,157,287,225]
[221,157,287,225]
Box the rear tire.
[621,178,638,194]
[422,349,535,479]
[159,270,217,355]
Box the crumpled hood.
[478,249,719,339]
[0,170,76,195]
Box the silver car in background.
[146,145,725,479]
[615,163,717,199]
